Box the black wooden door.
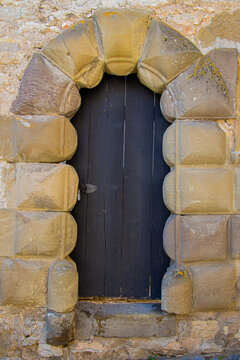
[69,74,170,299]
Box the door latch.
[79,183,97,194]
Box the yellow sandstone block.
[0,258,50,306]
[0,115,77,163]
[191,263,237,311]
[179,168,231,214]
[42,19,104,88]
[163,120,227,167]
[94,9,150,75]
[138,19,201,93]
[234,168,240,212]
[0,210,76,258]
[161,265,192,314]
[161,53,236,121]
[163,215,228,262]
[163,168,231,214]
[0,162,78,211]
[48,259,78,313]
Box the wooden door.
[69,74,170,299]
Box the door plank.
[102,76,125,297]
[121,75,154,298]
[69,74,170,299]
[69,87,91,296]
[151,94,171,299]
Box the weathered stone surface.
[75,301,176,341]
[234,167,240,212]
[0,115,77,162]
[160,53,236,121]
[11,53,81,118]
[2,304,240,358]
[46,310,75,346]
[163,120,227,167]
[163,168,231,214]
[75,309,93,340]
[94,9,150,75]
[37,343,63,358]
[208,49,238,108]
[0,162,78,211]
[138,19,201,93]
[0,210,76,258]
[161,265,192,314]
[0,258,50,306]
[164,215,228,262]
[64,336,185,360]
[196,9,240,50]
[191,263,237,311]
[48,259,78,313]
[94,313,176,338]
[230,216,240,259]
[232,54,240,161]
[42,19,104,89]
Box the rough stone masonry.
[2,1,240,359]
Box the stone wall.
[1,0,240,114]
[2,1,240,359]
[2,302,240,359]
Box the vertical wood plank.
[102,76,125,297]
[82,76,107,296]
[71,74,125,297]
[69,87,91,296]
[69,74,170,299]
[121,75,154,298]
[151,93,170,299]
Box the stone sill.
[75,300,176,339]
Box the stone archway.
[0,8,238,345]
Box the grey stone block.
[45,310,75,346]
[75,310,93,340]
[93,312,176,338]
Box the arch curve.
[0,7,238,345]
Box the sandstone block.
[0,210,76,258]
[0,258,49,306]
[42,19,104,89]
[0,115,77,162]
[208,49,238,108]
[0,162,78,211]
[48,259,78,313]
[138,19,201,93]
[46,310,75,346]
[230,216,240,259]
[11,53,81,118]
[162,121,175,168]
[163,120,227,167]
[191,263,237,311]
[234,167,240,212]
[160,54,236,121]
[161,265,192,314]
[163,215,228,262]
[94,9,150,75]
[163,168,231,214]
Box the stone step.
[75,301,176,339]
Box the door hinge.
[80,183,97,194]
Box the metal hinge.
[79,183,97,195]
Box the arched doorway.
[69,73,170,299]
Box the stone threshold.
[75,300,176,340]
